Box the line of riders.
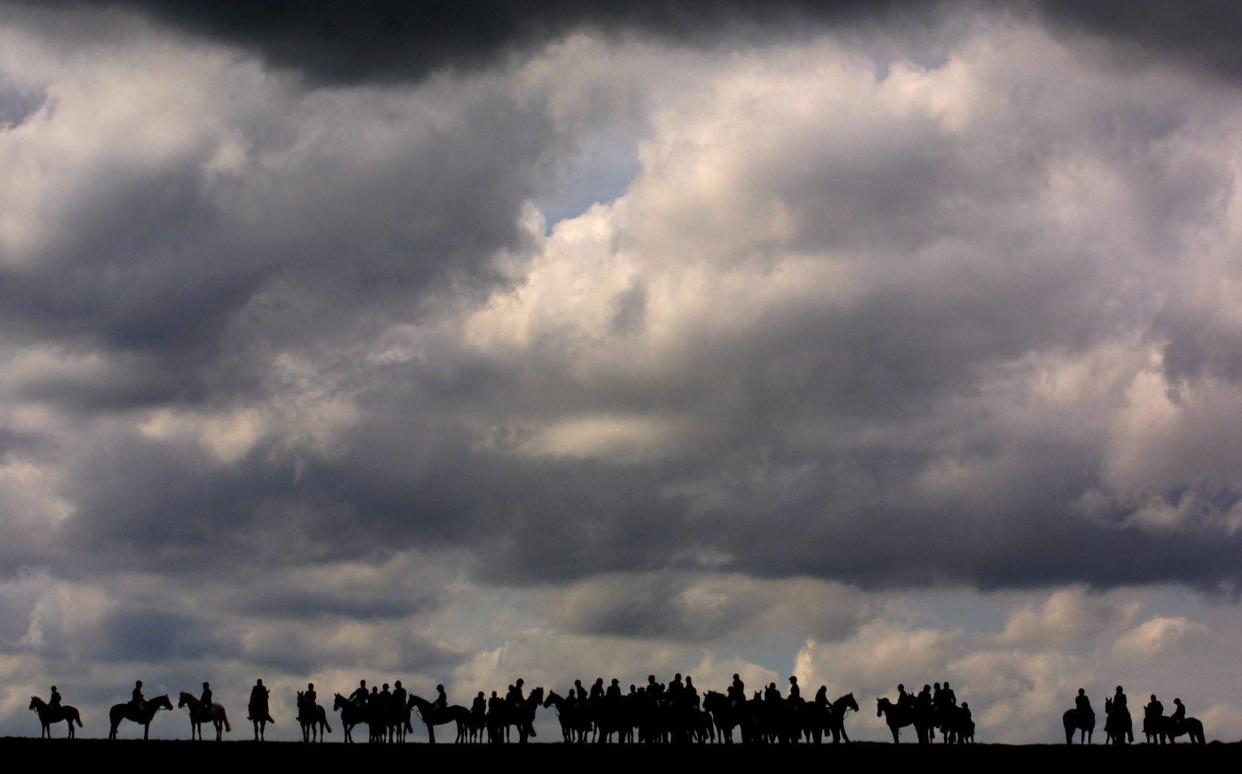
[27,677,1208,745]
[29,674,977,745]
[1062,686,1206,744]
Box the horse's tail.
[223,710,232,732]
[75,709,84,727]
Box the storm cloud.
[2,0,1242,742]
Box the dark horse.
[876,697,931,743]
[29,696,83,739]
[408,695,471,743]
[297,691,332,743]
[109,694,173,740]
[491,687,544,743]
[1063,706,1095,744]
[333,693,368,743]
[823,693,860,743]
[1148,714,1207,745]
[543,691,591,742]
[178,692,232,741]
[1104,697,1132,745]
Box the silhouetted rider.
[897,684,913,710]
[305,683,317,707]
[590,678,605,703]
[815,685,828,706]
[249,679,273,722]
[729,674,745,705]
[917,684,933,710]
[685,675,700,708]
[1113,685,1132,743]
[49,686,62,710]
[1171,698,1186,730]
[200,682,213,708]
[432,684,447,716]
[942,681,957,706]
[1145,694,1163,719]
[1075,688,1092,715]
[574,679,587,704]
[131,680,145,714]
[507,678,525,704]
[606,679,622,701]
[350,680,369,706]
[788,676,802,704]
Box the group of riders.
[1063,686,1206,744]
[28,676,1206,745]
[874,681,975,743]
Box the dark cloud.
[21,1,942,85]
[17,1,1242,87]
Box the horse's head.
[529,686,544,704]
[876,697,890,717]
[543,691,558,708]
[153,694,174,711]
[178,692,193,708]
[29,696,40,710]
[333,694,345,710]
[843,693,859,713]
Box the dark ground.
[4,737,1239,766]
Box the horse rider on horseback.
[574,679,587,704]
[305,683,317,708]
[431,684,448,717]
[685,675,700,708]
[897,684,913,711]
[1171,698,1186,732]
[50,686,62,711]
[131,680,145,714]
[1075,688,1092,715]
[607,678,622,701]
[508,678,525,704]
[729,674,745,706]
[200,682,213,710]
[350,680,369,707]
[249,678,273,723]
[788,676,802,704]
[1146,695,1163,719]
[942,680,957,706]
[815,685,828,707]
[590,677,605,703]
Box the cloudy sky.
[2,1,1242,742]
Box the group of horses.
[1063,699,1206,745]
[326,689,542,744]
[874,697,975,744]
[545,688,860,744]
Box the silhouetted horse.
[1104,697,1132,745]
[296,691,331,743]
[109,694,173,740]
[178,692,231,741]
[703,691,742,743]
[1148,714,1206,745]
[935,703,974,743]
[544,691,591,742]
[333,693,369,743]
[1063,706,1095,744]
[877,697,931,743]
[823,693,860,743]
[29,696,83,739]
[491,687,544,743]
[408,695,470,743]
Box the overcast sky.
[2,1,1242,743]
